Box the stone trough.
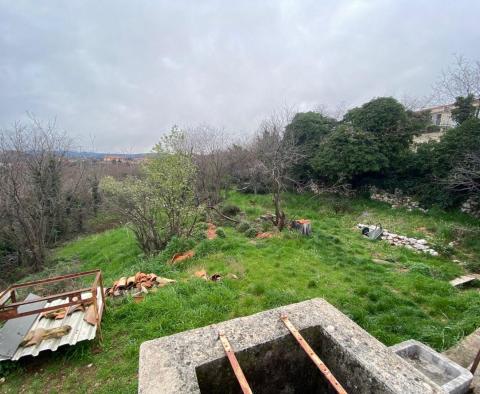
[139,299,445,393]
[390,340,472,394]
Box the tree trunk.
[292,219,312,236]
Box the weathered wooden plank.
[450,275,478,287]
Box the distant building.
[414,99,480,143]
[103,155,125,163]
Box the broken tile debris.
[171,250,195,264]
[106,272,175,297]
[194,269,222,282]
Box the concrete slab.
[139,298,445,394]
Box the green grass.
[2,192,480,393]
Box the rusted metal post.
[471,347,480,374]
[280,315,348,394]
[218,332,253,394]
[10,289,16,303]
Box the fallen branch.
[207,206,240,223]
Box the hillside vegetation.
[2,192,480,393]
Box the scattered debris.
[133,294,144,303]
[358,224,438,256]
[370,187,428,213]
[210,273,222,282]
[256,232,273,239]
[206,223,217,240]
[194,269,208,279]
[106,272,176,297]
[20,325,72,348]
[450,275,480,287]
[171,250,195,264]
[291,219,312,236]
[363,224,383,240]
[193,269,222,282]
[0,270,105,361]
[40,302,96,326]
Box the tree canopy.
[284,112,337,180]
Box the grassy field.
[2,192,480,393]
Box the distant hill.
[64,151,149,159]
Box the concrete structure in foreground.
[139,298,445,393]
[391,339,472,394]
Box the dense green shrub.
[466,260,480,273]
[221,204,241,217]
[244,227,258,238]
[344,97,428,165]
[285,112,337,180]
[163,236,196,257]
[216,227,226,238]
[311,126,388,183]
[237,221,251,233]
[409,263,433,277]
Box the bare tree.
[399,94,433,111]
[254,107,304,230]
[0,117,70,272]
[434,54,480,103]
[444,152,480,195]
[182,125,230,205]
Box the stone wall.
[369,187,427,213]
[461,197,480,219]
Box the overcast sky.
[1,1,479,152]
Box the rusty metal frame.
[0,270,105,330]
[218,332,253,394]
[471,347,480,374]
[280,315,348,394]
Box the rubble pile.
[106,272,176,297]
[370,187,427,213]
[461,197,480,219]
[357,224,439,256]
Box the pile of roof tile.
[106,272,175,297]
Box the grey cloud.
[1,0,479,152]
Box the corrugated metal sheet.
[11,288,103,361]
[0,294,47,360]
